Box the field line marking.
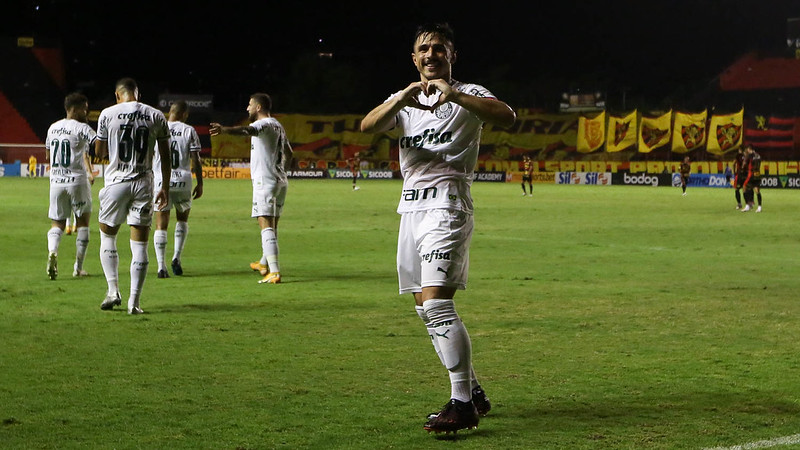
[703,433,800,450]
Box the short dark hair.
[414,22,455,49]
[250,93,272,112]
[64,92,88,112]
[169,100,189,117]
[115,77,138,94]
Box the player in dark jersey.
[346,152,361,190]
[741,144,763,212]
[521,154,533,196]
[733,147,746,209]
[679,156,691,196]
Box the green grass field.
[2,177,800,449]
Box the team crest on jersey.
[434,102,453,119]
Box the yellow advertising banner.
[577,111,605,153]
[707,108,744,155]
[638,111,672,153]
[606,110,637,152]
[672,110,707,153]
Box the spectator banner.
[556,172,611,185]
[744,115,796,150]
[577,111,605,153]
[672,110,707,153]
[606,110,637,152]
[638,111,672,153]
[707,108,744,155]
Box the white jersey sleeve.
[46,118,96,186]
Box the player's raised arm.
[360,82,429,134]
[426,78,516,128]
[209,123,256,136]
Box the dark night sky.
[4,0,799,113]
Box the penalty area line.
[704,433,800,450]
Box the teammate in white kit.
[95,78,171,314]
[45,93,96,280]
[209,93,293,284]
[152,100,204,278]
[360,22,516,434]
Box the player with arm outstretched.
[210,93,293,284]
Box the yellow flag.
[672,110,707,153]
[707,108,744,155]
[606,110,637,152]
[577,111,605,153]
[638,110,672,153]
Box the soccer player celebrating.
[152,100,204,278]
[360,22,516,434]
[741,144,763,212]
[209,93,293,284]
[95,78,171,314]
[45,93,96,279]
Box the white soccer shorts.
[251,179,287,218]
[396,209,473,295]
[48,181,92,221]
[98,174,155,227]
[154,179,192,213]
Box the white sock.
[129,240,149,309]
[153,230,168,271]
[172,221,188,263]
[261,227,280,273]
[416,305,482,391]
[416,305,446,365]
[99,231,119,296]
[47,227,63,255]
[423,299,473,402]
[75,227,89,271]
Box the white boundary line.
[704,433,800,450]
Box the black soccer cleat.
[171,259,183,276]
[472,386,491,416]
[157,269,169,279]
[424,399,479,434]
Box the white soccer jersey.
[250,117,289,184]
[97,102,169,185]
[153,121,201,186]
[46,118,96,186]
[390,80,494,214]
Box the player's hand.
[209,123,223,136]
[426,79,455,111]
[155,188,168,210]
[398,82,433,111]
[192,183,203,200]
